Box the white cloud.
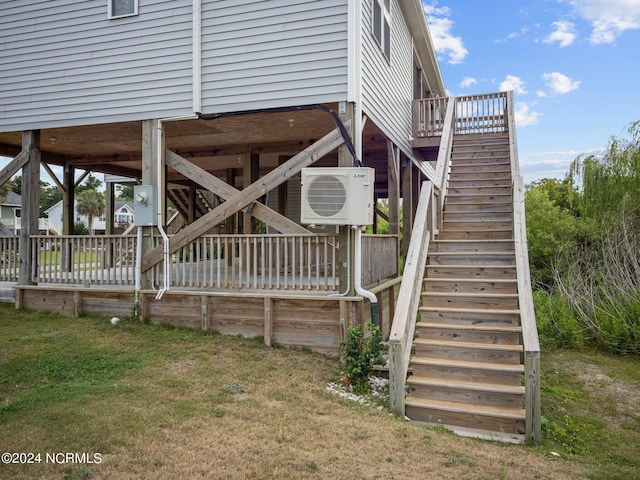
[542,72,581,94]
[514,102,541,127]
[544,21,577,47]
[499,75,528,95]
[460,77,477,88]
[562,0,640,44]
[423,3,468,64]
[536,90,547,98]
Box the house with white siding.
[0,1,541,442]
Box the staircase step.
[451,146,510,156]
[443,211,513,222]
[410,356,524,385]
[448,179,511,188]
[446,193,512,204]
[430,240,514,252]
[447,186,512,196]
[427,252,515,266]
[419,306,521,326]
[422,292,519,310]
[450,164,511,173]
[442,220,513,231]
[407,375,525,407]
[426,264,516,279]
[439,229,513,240]
[416,321,522,344]
[449,171,511,181]
[414,338,523,363]
[424,278,517,294]
[445,203,512,213]
[404,397,526,435]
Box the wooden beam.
[0,148,29,187]
[243,152,260,234]
[387,141,400,235]
[41,162,64,192]
[401,155,413,264]
[140,120,160,288]
[19,131,40,285]
[142,122,348,272]
[165,149,309,234]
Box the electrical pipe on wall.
[353,225,379,326]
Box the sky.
[423,0,640,184]
[2,1,639,188]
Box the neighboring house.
[43,200,134,235]
[0,192,21,235]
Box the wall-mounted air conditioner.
[300,167,375,225]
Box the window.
[108,0,138,19]
[372,0,391,61]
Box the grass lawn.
[0,304,638,480]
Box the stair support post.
[388,182,434,416]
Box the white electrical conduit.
[353,226,379,326]
[155,116,195,299]
[330,226,351,297]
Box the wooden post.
[277,156,289,218]
[104,181,115,268]
[401,156,413,264]
[243,152,259,234]
[264,297,273,347]
[201,295,209,330]
[61,161,75,272]
[338,103,355,294]
[19,131,40,285]
[188,181,197,224]
[387,141,400,275]
[525,353,542,444]
[141,120,160,290]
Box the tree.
[40,183,63,216]
[76,174,103,194]
[569,121,640,226]
[76,189,105,234]
[116,184,134,200]
[525,184,579,288]
[0,178,14,200]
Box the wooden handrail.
[432,96,456,232]
[507,91,542,444]
[388,181,434,415]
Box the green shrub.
[533,290,586,350]
[340,322,384,393]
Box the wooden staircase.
[404,132,527,441]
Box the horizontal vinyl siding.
[0,0,193,132]
[361,0,414,155]
[201,0,349,113]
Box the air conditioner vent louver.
[301,167,374,225]
[306,175,348,218]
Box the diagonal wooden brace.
[165,149,309,234]
[141,122,349,272]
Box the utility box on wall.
[133,185,157,226]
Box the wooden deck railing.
[413,97,450,138]
[361,234,399,286]
[454,93,507,134]
[31,235,137,285]
[153,234,340,291]
[19,232,399,293]
[413,92,508,139]
[388,182,435,414]
[0,236,20,282]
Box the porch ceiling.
[0,106,422,195]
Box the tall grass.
[534,212,640,355]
